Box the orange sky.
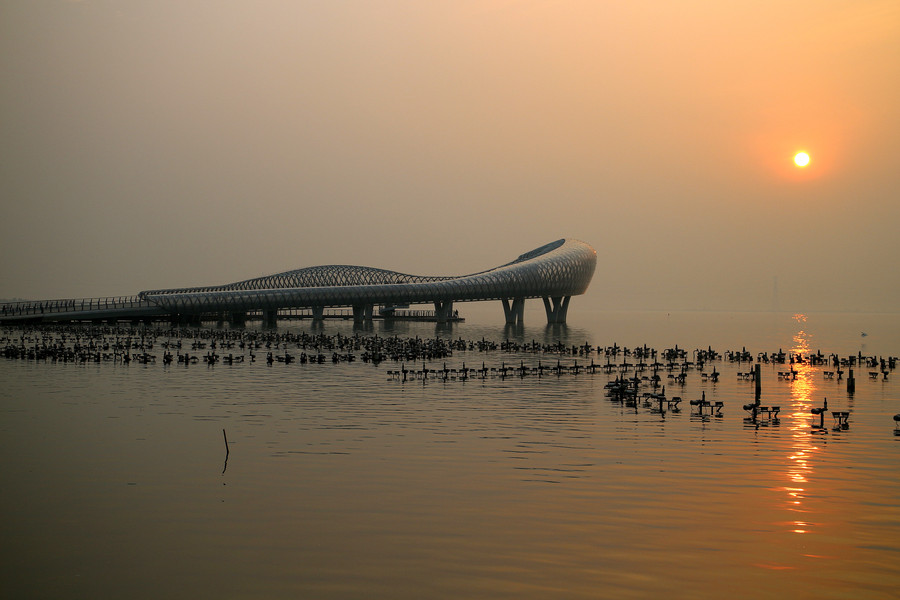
[1,1,898,311]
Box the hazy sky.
[2,1,898,312]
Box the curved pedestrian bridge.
[1,239,596,325]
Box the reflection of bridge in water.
[1,239,597,326]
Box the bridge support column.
[502,297,525,325]
[229,312,247,326]
[171,314,201,326]
[263,309,278,327]
[352,304,373,323]
[311,306,325,321]
[542,296,570,324]
[434,301,454,323]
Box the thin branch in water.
[222,428,229,474]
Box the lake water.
[2,309,899,599]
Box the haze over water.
[2,1,899,596]
[2,1,899,313]
[2,310,898,598]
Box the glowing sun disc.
[794,152,810,167]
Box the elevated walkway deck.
[1,238,595,326]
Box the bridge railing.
[245,308,449,319]
[0,295,151,318]
[251,308,440,318]
[247,308,354,318]
[383,309,441,318]
[0,301,451,320]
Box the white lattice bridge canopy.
[1,239,596,325]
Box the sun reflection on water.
[781,314,820,533]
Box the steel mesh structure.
[140,238,596,324]
[0,239,596,324]
[140,266,453,295]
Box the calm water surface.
[1,310,899,599]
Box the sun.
[794,152,810,167]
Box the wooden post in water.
[755,363,762,401]
[847,368,855,394]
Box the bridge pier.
[543,296,570,324]
[263,309,278,327]
[502,297,525,325]
[434,301,454,323]
[352,304,373,323]
[311,306,325,321]
[229,311,247,326]
[170,314,201,326]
